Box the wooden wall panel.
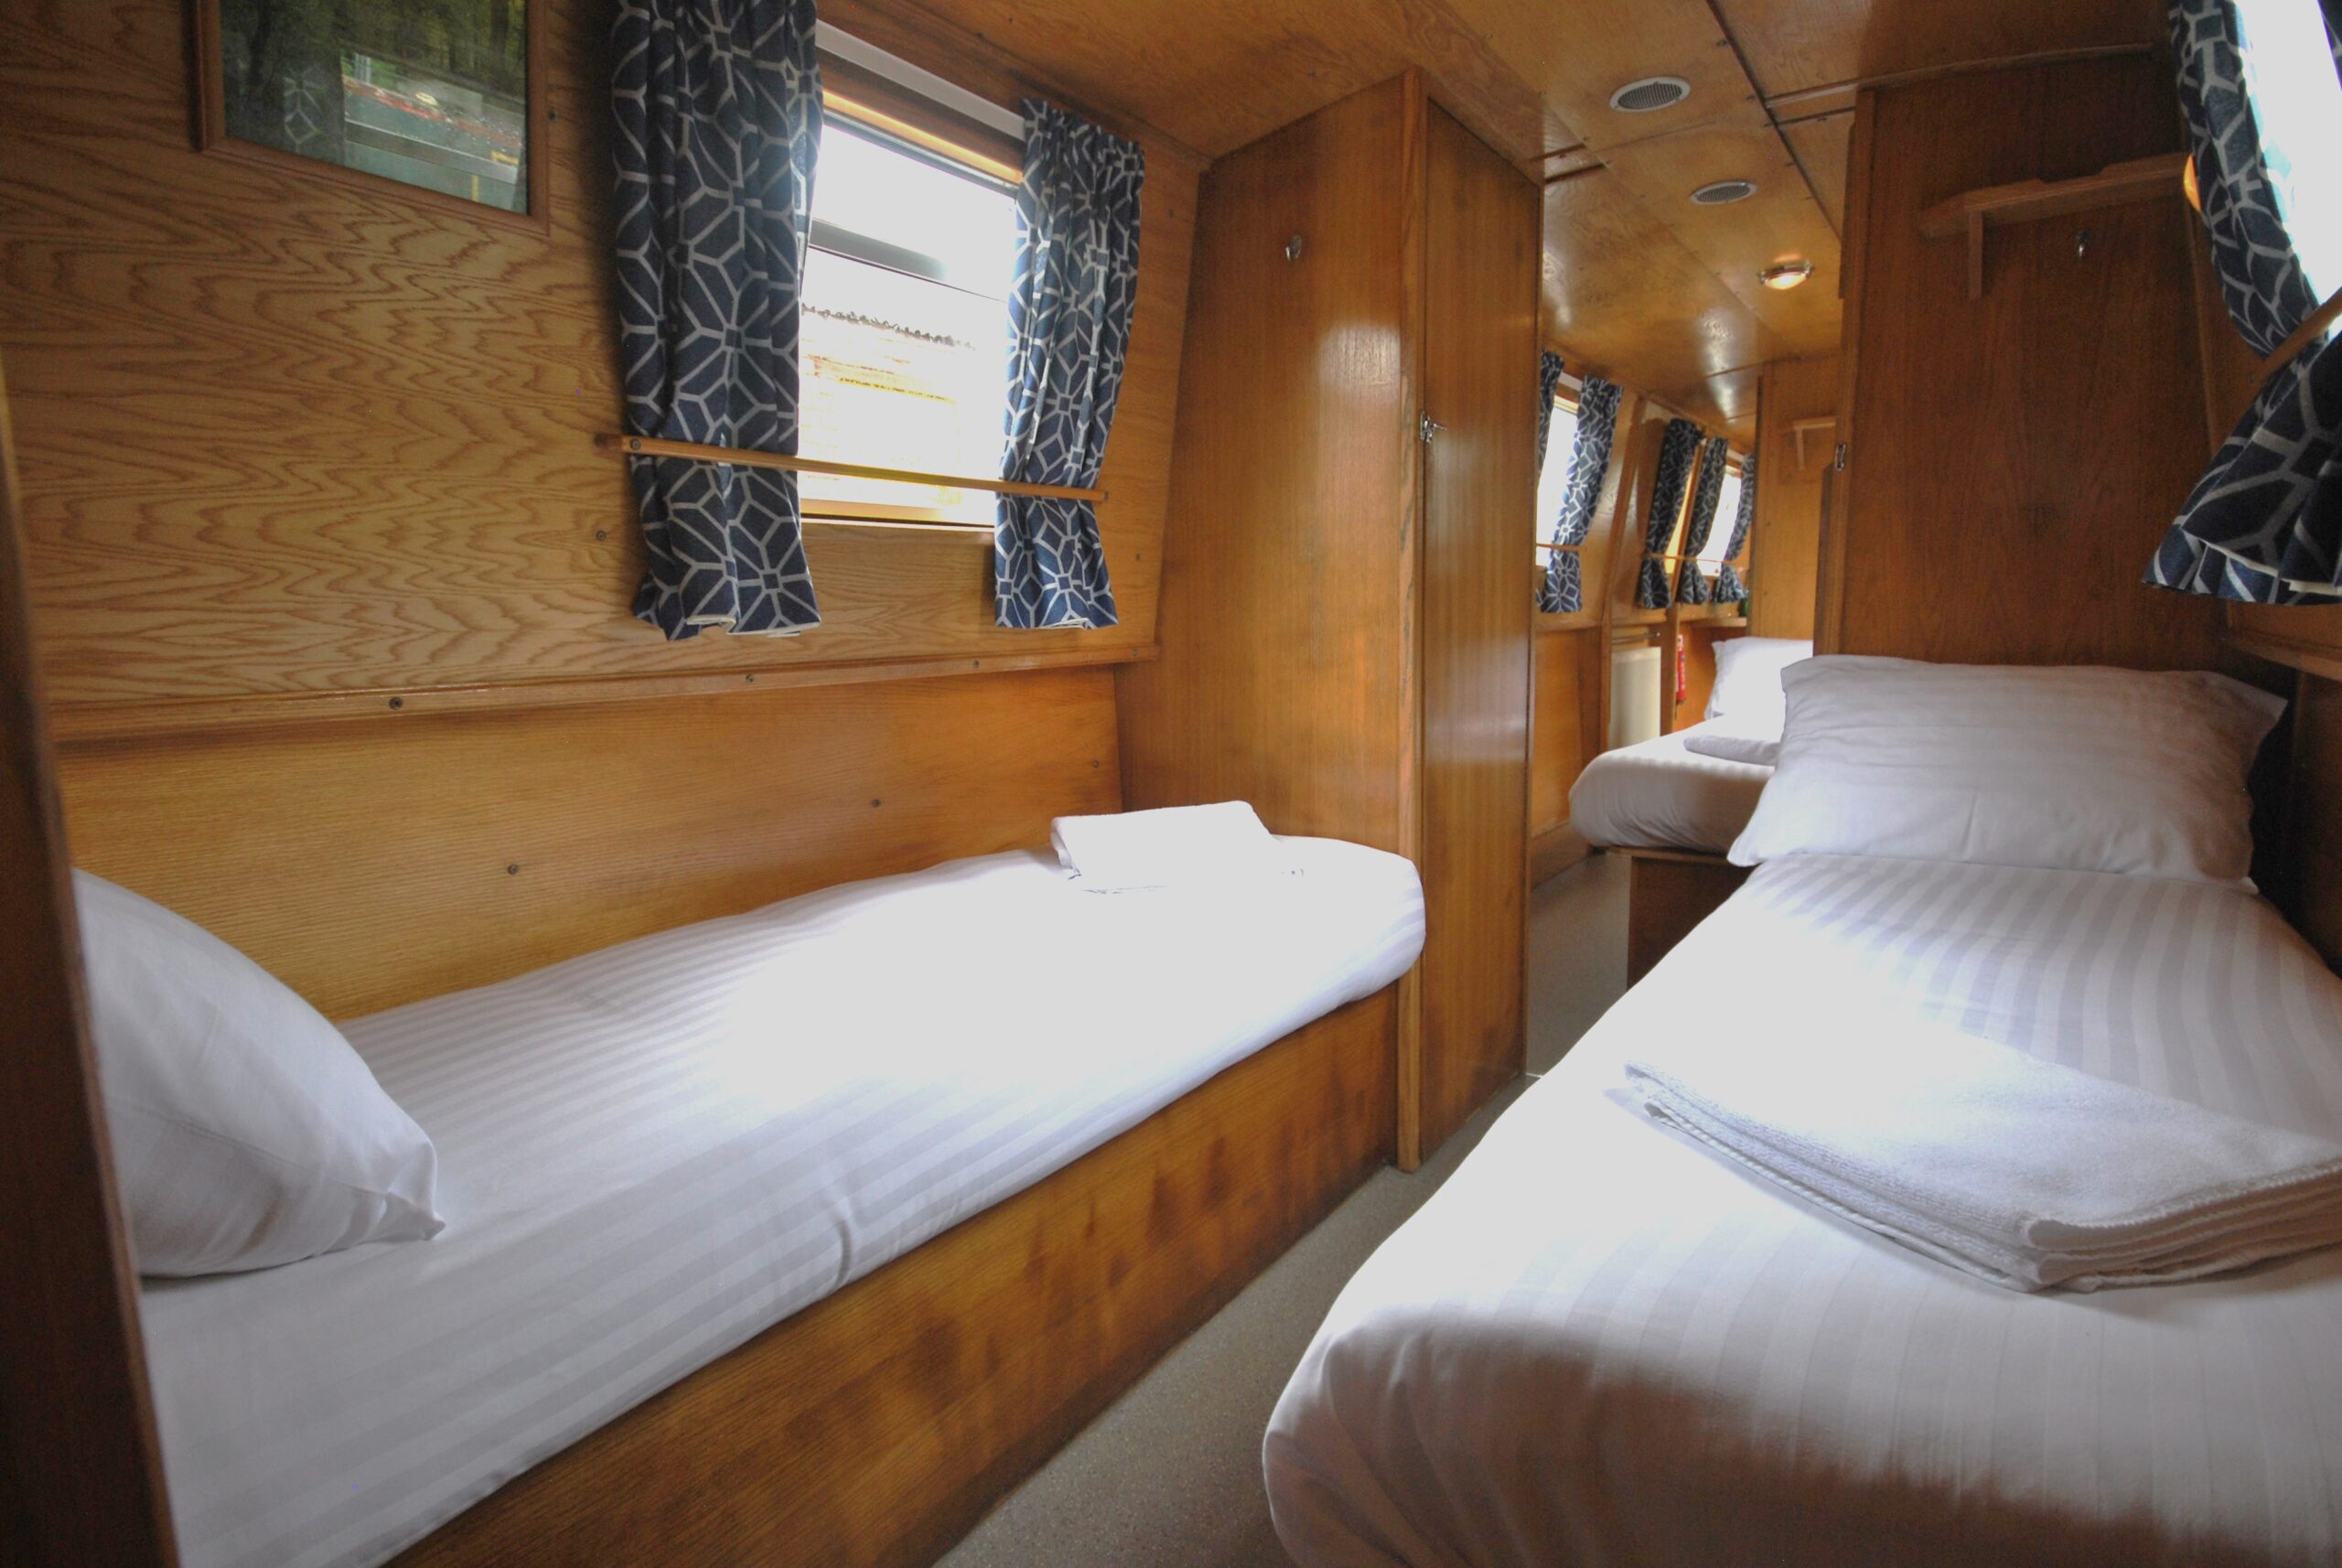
[1529,628,1600,833]
[2283,674,2342,972]
[0,0,1196,716]
[0,356,177,1568]
[1415,103,1536,1158]
[1749,354,1837,639]
[1117,79,1416,852]
[1828,59,2227,670]
[59,668,1120,1020]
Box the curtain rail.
[595,435,1106,503]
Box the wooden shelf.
[1918,152,2187,299]
[2225,629,2342,685]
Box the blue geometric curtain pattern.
[1635,418,1704,609]
[1673,436,1732,606]
[1712,449,1759,603]
[2167,0,2333,357]
[2146,0,2342,601]
[613,0,823,640]
[2146,328,2342,601]
[1540,374,1622,615]
[995,101,1144,629]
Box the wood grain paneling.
[392,986,1396,1568]
[1624,849,1749,983]
[1714,0,2165,100]
[1118,78,1417,852]
[2283,674,2342,972]
[1530,627,1601,832]
[59,668,1120,1020]
[0,0,1196,716]
[0,357,177,1568]
[1543,171,1786,407]
[1416,102,1535,1160]
[1781,110,1854,231]
[1829,58,2227,670]
[1749,354,1837,639]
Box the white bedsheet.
[142,838,1423,1568]
[1268,854,2342,1568]
[1568,718,1772,854]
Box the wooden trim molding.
[596,435,1107,503]
[47,643,1159,746]
[0,355,179,1565]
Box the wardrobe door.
[1411,105,1537,1162]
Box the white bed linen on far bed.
[143,838,1423,1568]
[1568,718,1771,854]
[1267,854,2342,1568]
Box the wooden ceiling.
[875,0,2166,440]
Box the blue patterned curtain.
[996,102,1144,629]
[613,0,823,639]
[1534,350,1566,466]
[1712,450,1758,604]
[1635,419,1703,609]
[2146,0,2342,602]
[1673,436,1732,605]
[1540,375,1622,615]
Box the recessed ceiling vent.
[1691,178,1758,205]
[1608,76,1691,113]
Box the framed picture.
[191,0,547,230]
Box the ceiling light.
[1760,258,1814,290]
[1609,76,1691,113]
[1691,179,1758,206]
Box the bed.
[142,837,1424,1568]
[1266,851,2342,1567]
[1565,716,1771,855]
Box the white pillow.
[1705,637,1812,732]
[1727,660,2284,886]
[1051,801,1296,892]
[75,871,443,1276]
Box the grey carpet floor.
[937,851,1630,1568]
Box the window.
[1534,392,1582,553]
[2231,0,2342,302]
[798,116,1019,526]
[1698,462,1745,573]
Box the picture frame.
[189,0,550,234]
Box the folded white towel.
[1627,1010,2342,1291]
[1681,729,1779,768]
[1050,802,1296,893]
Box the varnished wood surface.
[1827,57,2227,671]
[392,986,1397,1568]
[1749,354,1838,639]
[1713,0,2166,102]
[593,433,1109,502]
[1414,103,1536,1161]
[1118,77,1416,854]
[0,354,177,1567]
[1624,850,1751,983]
[1530,627,1601,834]
[1,0,1196,714]
[2284,676,2342,972]
[59,667,1121,1020]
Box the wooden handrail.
[596,434,1107,503]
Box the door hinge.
[1832,442,1849,472]
[1419,413,1447,445]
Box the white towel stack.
[1050,801,1298,893]
[1627,1009,2342,1291]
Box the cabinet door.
[1411,105,1538,1162]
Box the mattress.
[1267,854,2342,1568]
[142,838,1424,1568]
[1567,718,1771,854]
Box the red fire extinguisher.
[1674,632,1688,705]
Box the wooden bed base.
[1620,848,1751,983]
[389,986,1398,1568]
